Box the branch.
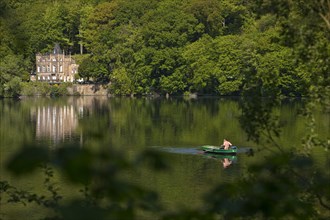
[318,0,330,30]
[315,193,330,210]
[319,12,330,30]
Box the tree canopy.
[0,0,328,97]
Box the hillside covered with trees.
[0,0,329,97]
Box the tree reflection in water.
[2,94,329,220]
[205,95,329,219]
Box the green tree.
[183,35,244,95]
[159,68,188,95]
[184,0,225,37]
[109,67,133,95]
[182,35,218,93]
[78,56,108,83]
[0,45,27,97]
[80,1,119,59]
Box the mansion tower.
[31,44,78,83]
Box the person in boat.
[222,139,232,150]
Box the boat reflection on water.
[203,153,238,169]
[202,147,254,168]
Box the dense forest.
[0,0,328,97]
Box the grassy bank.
[19,82,109,97]
[20,82,74,97]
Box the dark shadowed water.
[0,96,328,219]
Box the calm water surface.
[0,96,328,219]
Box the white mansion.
[31,44,79,83]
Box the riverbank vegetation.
[1,0,329,97]
[20,82,70,97]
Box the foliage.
[0,165,62,210]
[2,0,328,97]
[3,145,166,220]
[159,68,187,95]
[49,84,70,97]
[77,55,109,83]
[203,153,329,219]
[0,31,28,97]
[20,82,70,97]
[109,67,133,95]
[2,77,22,98]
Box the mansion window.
[42,66,46,72]
[60,65,63,72]
[52,65,56,73]
[47,65,50,72]
[37,66,41,72]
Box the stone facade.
[31,43,78,83]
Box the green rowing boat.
[201,145,238,154]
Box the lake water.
[0,96,328,219]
